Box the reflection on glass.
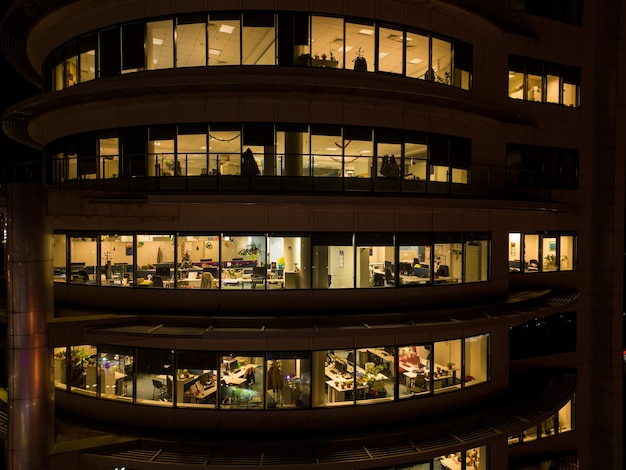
[219,354,264,409]
[69,345,97,395]
[99,346,133,401]
[147,20,174,70]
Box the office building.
[0,0,622,469]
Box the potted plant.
[363,363,387,397]
[446,361,455,370]
[69,348,91,387]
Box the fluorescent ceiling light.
[337,46,353,52]
[409,58,423,64]
[379,52,389,59]
[219,24,235,34]
[209,48,222,56]
[358,29,374,35]
[325,147,339,151]
[152,38,164,46]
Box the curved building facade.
[0,1,623,469]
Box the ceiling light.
[358,29,374,35]
[409,58,423,64]
[337,46,353,52]
[209,48,222,56]
[152,38,164,46]
[219,24,235,34]
[379,52,389,59]
[325,147,339,151]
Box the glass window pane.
[100,233,133,286]
[542,235,558,271]
[346,20,374,72]
[208,15,240,66]
[65,57,77,87]
[149,129,175,177]
[509,56,525,99]
[509,232,522,272]
[356,237,394,288]
[311,16,342,68]
[176,17,207,67]
[311,126,342,178]
[78,34,96,83]
[219,353,264,409]
[136,234,174,287]
[356,347,395,403]
[560,234,575,271]
[434,242,461,284]
[524,234,540,272]
[276,127,310,177]
[558,399,575,433]
[136,348,174,405]
[563,82,578,107]
[210,127,242,175]
[242,13,275,65]
[98,136,119,179]
[527,73,542,101]
[546,74,560,103]
[431,37,452,84]
[266,352,311,409]
[176,351,218,408]
[312,235,354,289]
[343,127,373,178]
[464,334,489,387]
[99,346,133,401]
[398,344,430,398]
[464,239,489,283]
[69,345,97,395]
[377,142,401,178]
[378,25,403,74]
[269,234,310,289]
[221,235,266,290]
[324,349,355,405]
[406,31,429,79]
[54,347,68,389]
[398,242,432,286]
[147,20,174,70]
[177,235,218,289]
[404,140,428,181]
[69,236,97,284]
[433,339,461,392]
[177,131,207,176]
[53,234,68,283]
[122,22,145,72]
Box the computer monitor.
[156,266,171,279]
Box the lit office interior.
[508,232,577,273]
[49,12,471,92]
[50,124,471,191]
[54,231,498,289]
[53,334,489,409]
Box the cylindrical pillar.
[6,183,54,470]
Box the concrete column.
[284,132,304,176]
[6,183,54,470]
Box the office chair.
[152,276,164,288]
[436,265,450,277]
[152,379,167,399]
[251,267,265,289]
[200,272,214,289]
[410,374,428,393]
[384,267,395,286]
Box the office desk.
[440,457,461,470]
[400,275,430,285]
[183,382,217,403]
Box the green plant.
[361,363,387,395]
[446,361,455,369]
[238,243,260,256]
[544,253,556,265]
